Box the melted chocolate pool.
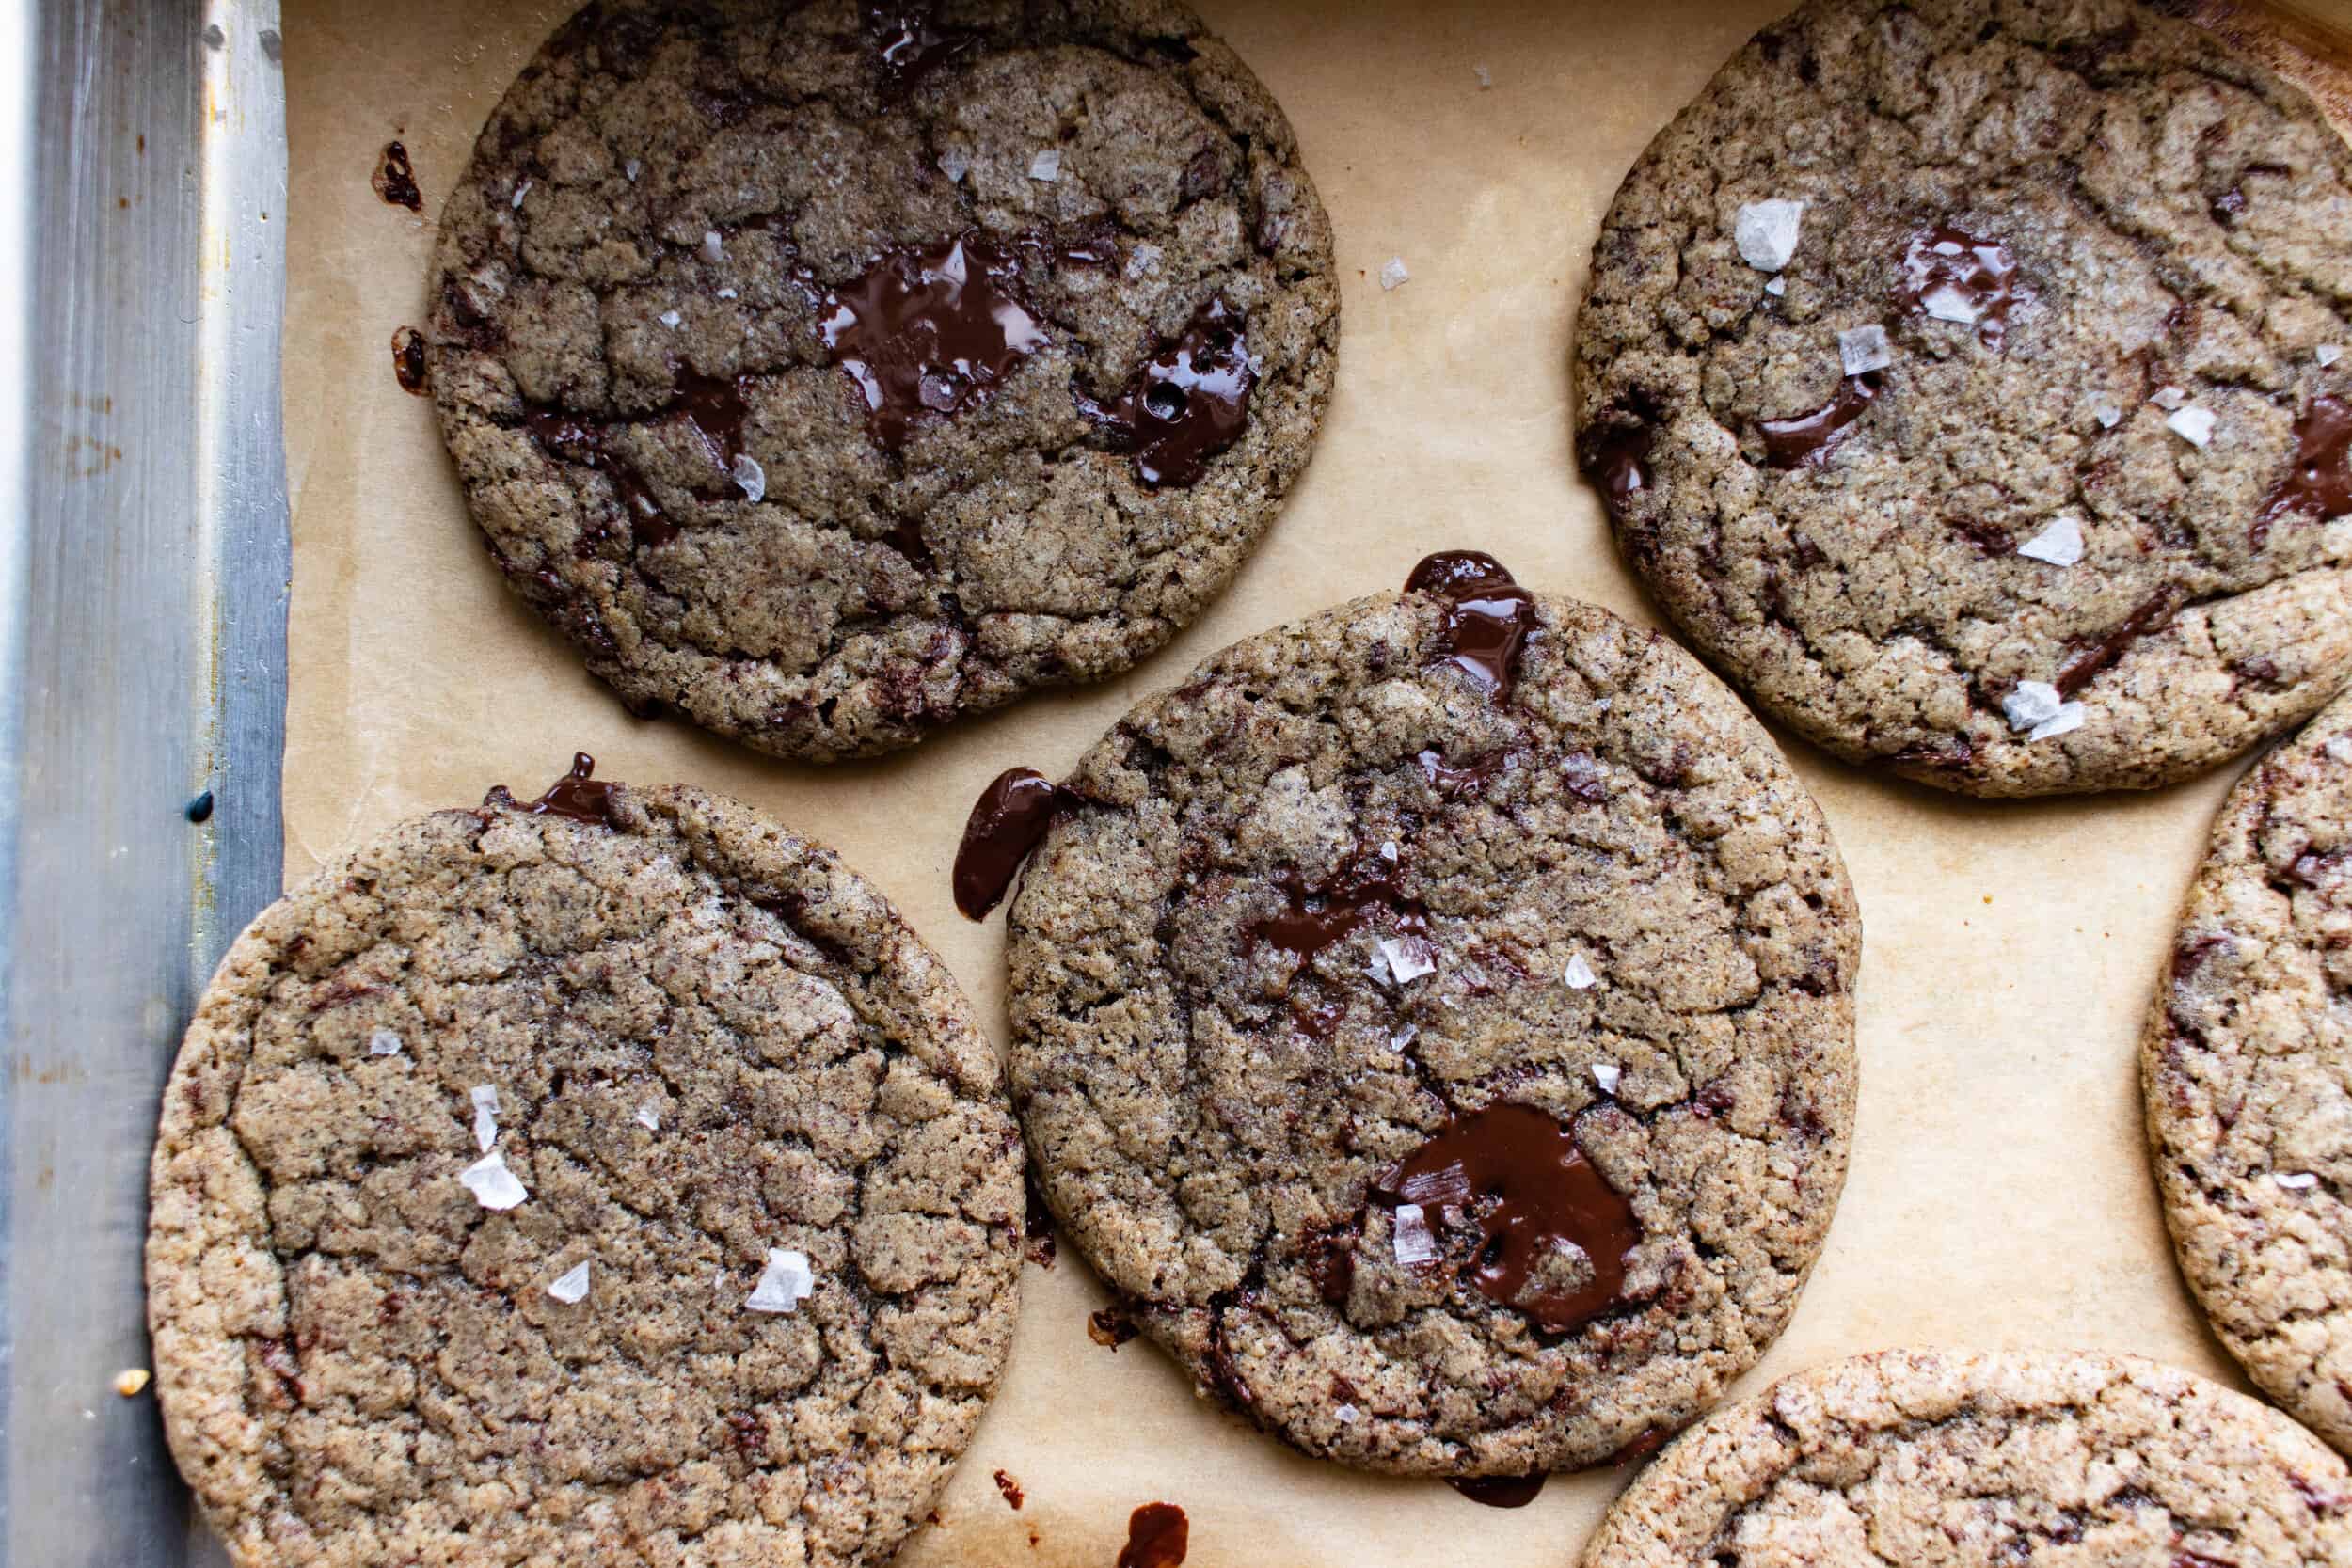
[1405,551,1540,701]
[821,240,1048,449]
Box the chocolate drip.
[1248,856,1427,959]
[484,753,621,827]
[1760,373,1881,468]
[1581,420,1655,522]
[2054,588,2181,697]
[1117,1504,1189,1568]
[1076,299,1254,488]
[391,327,428,395]
[867,3,973,95]
[518,373,756,549]
[1451,1474,1548,1509]
[953,767,1077,920]
[373,141,421,211]
[1404,551,1539,702]
[1375,1103,1642,1336]
[2254,395,2352,545]
[1899,225,2016,348]
[821,240,1047,449]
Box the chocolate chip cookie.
[987,555,1861,1480]
[1583,1349,2352,1568]
[146,760,1023,1567]
[2148,688,2352,1457]
[426,1,1337,763]
[1575,0,2352,797]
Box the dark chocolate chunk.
[1116,1503,1188,1568]
[2255,395,2352,545]
[390,326,429,396]
[1450,1474,1548,1508]
[483,753,622,827]
[1760,373,1882,468]
[373,141,421,212]
[953,767,1076,921]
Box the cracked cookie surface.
[1583,1349,2352,1568]
[1575,0,2352,797]
[2149,687,2352,1458]
[145,777,1022,1567]
[1003,578,1860,1478]
[426,0,1337,763]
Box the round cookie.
[2148,687,2352,1457]
[1583,1349,2352,1568]
[1575,0,2352,797]
[993,555,1861,1479]
[146,761,1023,1568]
[426,0,1337,763]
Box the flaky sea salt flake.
[1380,256,1410,292]
[1392,1203,1438,1265]
[1735,199,1804,272]
[624,158,642,182]
[1336,1402,1361,1423]
[700,230,723,263]
[1379,936,1437,985]
[2151,386,2188,411]
[717,287,738,300]
[2327,736,2352,765]
[2030,703,2087,743]
[2276,1171,2321,1190]
[2016,515,2085,567]
[747,1248,816,1313]
[2320,344,2344,368]
[548,1261,592,1304]
[1591,1062,1622,1096]
[659,309,683,329]
[2168,405,2217,448]
[1474,65,1492,89]
[460,1150,528,1211]
[1028,149,1061,182]
[1765,276,1787,297]
[938,148,971,182]
[511,180,532,210]
[1838,325,1892,377]
[635,1102,661,1132]
[470,1085,501,1152]
[1390,1023,1418,1053]
[2095,403,2123,429]
[2003,681,2064,732]
[1564,954,1599,990]
[732,453,767,503]
[368,1028,402,1057]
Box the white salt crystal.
[2168,405,2217,447]
[1591,1062,1622,1096]
[2030,703,2087,742]
[700,230,723,263]
[1923,292,1978,325]
[732,453,766,503]
[1378,936,1437,984]
[1390,1023,1418,1053]
[625,159,642,182]
[1735,199,1804,272]
[1392,1203,1438,1265]
[460,1150,528,1211]
[746,1248,815,1313]
[1028,149,1061,182]
[659,309,683,329]
[1564,954,1599,990]
[1765,276,1787,297]
[1379,840,1400,863]
[2016,515,2085,567]
[2095,403,2123,429]
[2151,386,2188,411]
[717,287,738,299]
[1473,65,1492,89]
[470,1085,501,1152]
[1379,256,1410,292]
[2327,737,2352,765]
[2276,1171,2321,1190]
[367,1028,402,1057]
[635,1102,661,1132]
[1838,325,1892,377]
[547,1261,591,1304]
[2003,681,2065,732]
[2320,344,2344,368]
[1336,1402,1362,1423]
[938,148,971,182]
[511,180,532,210]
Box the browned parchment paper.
[277,3,2352,1563]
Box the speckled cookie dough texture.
[2149,687,2352,1459]
[145,775,1023,1568]
[426,0,1337,763]
[1003,577,1861,1478]
[1583,1349,2352,1568]
[1575,0,2352,798]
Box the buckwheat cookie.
[145,758,1023,1568]
[1575,0,2352,797]
[977,554,1860,1482]
[2148,688,2352,1458]
[426,0,1337,763]
[1583,1349,2352,1568]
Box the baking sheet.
[276,3,2352,1564]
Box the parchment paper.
[277,3,2352,1563]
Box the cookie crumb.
[1591,1062,1622,1095]
[2003,681,2065,732]
[1379,256,1410,292]
[460,1149,529,1211]
[700,230,723,263]
[2167,405,2217,447]
[1565,954,1599,990]
[113,1368,151,1398]
[746,1248,815,1313]
[469,1085,501,1152]
[2030,703,2087,742]
[1837,325,1892,376]
[1027,149,1061,182]
[1734,199,1804,272]
[2275,1171,2320,1190]
[2016,514,2085,567]
[732,453,767,503]
[367,1028,402,1057]
[547,1260,591,1304]
[1393,1203,1438,1264]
